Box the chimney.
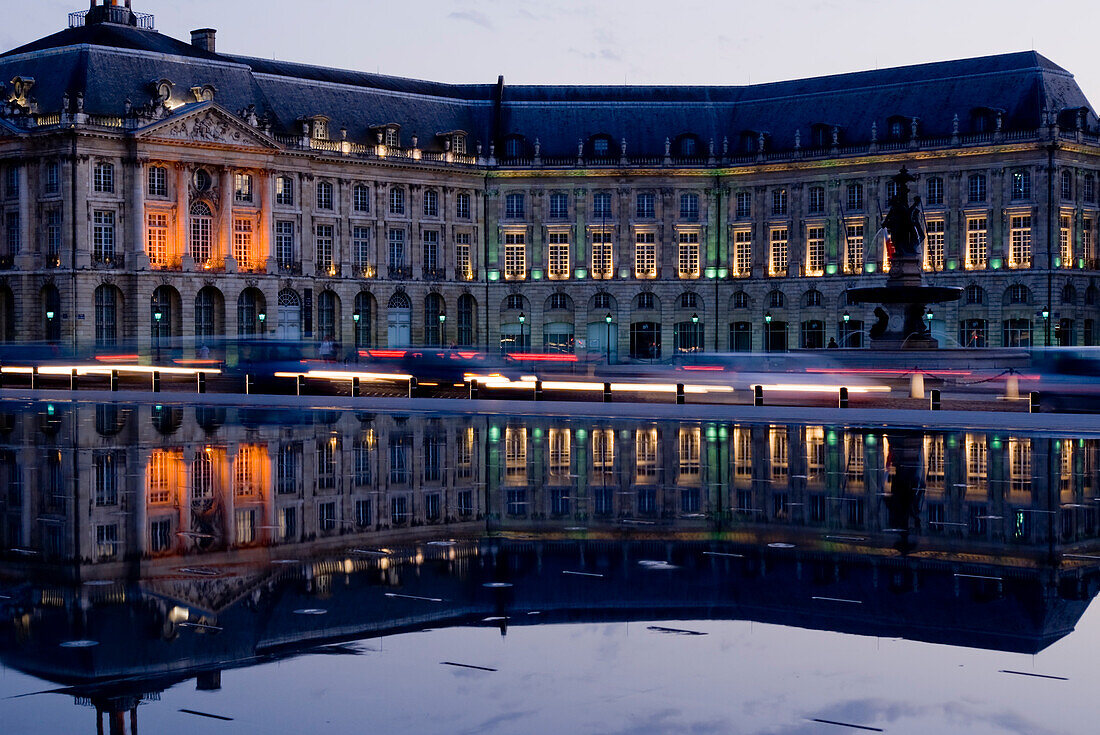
[191,28,216,53]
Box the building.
[1,0,1099,356]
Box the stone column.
[130,158,149,269]
[259,171,273,271]
[176,164,192,269]
[15,163,32,269]
[220,168,235,272]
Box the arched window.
[1087,286,1099,306]
[592,293,613,310]
[195,287,220,341]
[237,288,264,336]
[189,201,213,263]
[1062,284,1077,305]
[768,290,785,308]
[732,292,750,309]
[505,294,526,311]
[388,291,411,310]
[457,294,476,347]
[318,290,339,341]
[802,289,823,308]
[634,293,656,310]
[151,286,175,344]
[547,293,573,311]
[353,292,373,348]
[94,284,118,346]
[965,284,985,305]
[1006,284,1031,305]
[424,292,444,346]
[679,292,698,309]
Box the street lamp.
[764,311,772,353]
[46,310,55,344]
[605,312,613,363]
[257,311,266,336]
[518,311,526,353]
[1041,306,1051,346]
[153,309,163,362]
[438,312,446,346]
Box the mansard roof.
[0,15,1094,158]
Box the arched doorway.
[151,285,179,358]
[424,293,444,346]
[387,291,411,347]
[195,286,224,347]
[94,284,121,346]
[40,284,59,344]
[237,288,266,337]
[630,321,661,360]
[276,289,301,340]
[456,294,476,347]
[353,292,374,348]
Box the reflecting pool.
[1,401,1098,733]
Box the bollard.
[110,369,120,392]
[352,376,361,398]
[468,380,479,400]
[0,367,4,390]
[1029,391,1040,414]
[30,366,38,390]
[753,384,764,407]
[1005,374,1020,400]
[930,388,941,411]
[838,386,849,409]
[151,371,161,393]
[408,376,417,398]
[909,372,924,399]
[676,383,685,405]
[603,382,612,403]
[534,380,543,401]
[196,372,207,394]
[296,374,305,396]
[245,374,254,395]
[70,368,78,392]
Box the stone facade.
[0,3,1099,357]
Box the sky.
[6,0,1100,104]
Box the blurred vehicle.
[1029,348,1100,412]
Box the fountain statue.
[847,167,962,348]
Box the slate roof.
[0,16,1094,157]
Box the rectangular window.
[317,182,333,210]
[966,216,988,269]
[548,231,570,279]
[388,229,406,269]
[93,163,113,193]
[636,192,655,219]
[968,174,987,203]
[146,213,168,266]
[924,219,945,271]
[735,191,752,218]
[591,229,614,279]
[234,173,253,203]
[550,193,569,219]
[423,189,439,217]
[806,225,825,275]
[1011,170,1031,200]
[771,188,788,216]
[456,192,471,219]
[455,232,472,279]
[275,221,295,266]
[354,184,370,212]
[315,224,334,271]
[94,453,117,506]
[422,230,439,273]
[148,166,167,197]
[807,187,825,214]
[846,183,863,211]
[355,499,372,527]
[4,212,18,255]
[389,187,405,215]
[46,210,62,261]
[504,232,526,280]
[845,222,864,273]
[93,210,114,262]
[319,502,337,531]
[150,519,171,552]
[1060,214,1072,266]
[926,177,944,205]
[44,161,60,195]
[353,226,370,271]
[276,176,294,206]
[677,231,700,278]
[733,230,752,276]
[505,192,525,219]
[680,193,699,221]
[1084,218,1095,264]
[635,231,656,279]
[592,192,612,219]
[769,227,788,276]
[1009,214,1031,268]
[233,218,254,269]
[96,524,118,559]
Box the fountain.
[847,167,961,348]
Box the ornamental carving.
[164,111,243,144]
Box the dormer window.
[886,115,910,141]
[970,107,998,134]
[674,134,701,158]
[809,123,832,148]
[314,119,328,140]
[384,127,399,148]
[451,133,466,154]
[739,131,759,154]
[503,135,525,159]
[587,134,613,159]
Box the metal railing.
[277,260,302,275]
[92,252,124,269]
[422,266,447,281]
[387,265,412,279]
[69,8,156,30]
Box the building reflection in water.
[1,402,1100,733]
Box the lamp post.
[152,309,163,362]
[764,311,772,353]
[691,312,700,353]
[438,312,446,347]
[842,310,851,347]
[605,312,613,363]
[518,312,526,354]
[257,311,266,336]
[1041,306,1050,346]
[45,310,55,344]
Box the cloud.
[447,10,494,30]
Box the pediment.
[135,102,279,150]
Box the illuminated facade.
[1,2,1100,355]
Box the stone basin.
[846,285,963,305]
